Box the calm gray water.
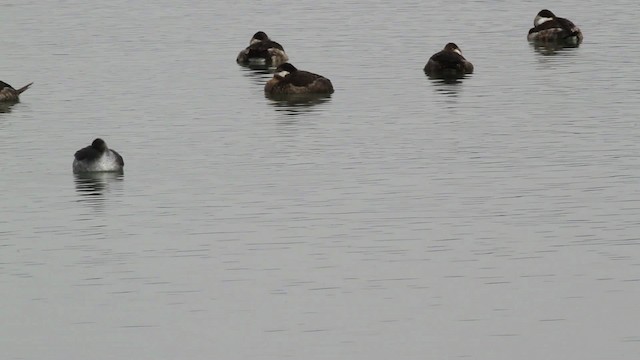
[2,1,640,359]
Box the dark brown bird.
[265,63,334,95]
[424,43,474,78]
[237,31,289,67]
[0,81,33,102]
[527,9,583,46]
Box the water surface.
[2,1,640,359]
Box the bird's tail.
[16,82,33,95]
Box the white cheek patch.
[250,38,261,45]
[249,58,266,64]
[535,16,553,26]
[453,48,462,56]
[277,71,290,78]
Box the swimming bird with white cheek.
[265,63,334,95]
[527,9,583,46]
[236,31,289,67]
[424,43,474,78]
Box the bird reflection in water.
[265,93,332,116]
[530,41,580,56]
[0,102,14,113]
[241,66,275,87]
[428,76,464,98]
[74,171,124,210]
